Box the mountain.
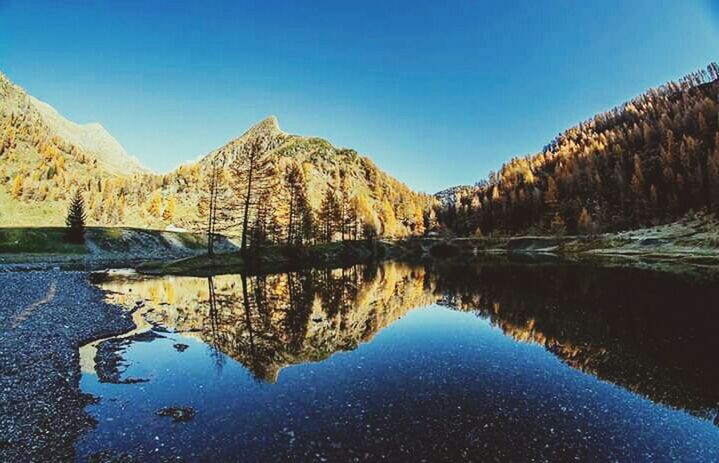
[0,71,124,225]
[434,183,485,208]
[95,262,437,383]
[27,95,147,175]
[0,71,431,237]
[437,63,719,236]
[192,115,431,236]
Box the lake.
[77,261,719,461]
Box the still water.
[78,261,719,461]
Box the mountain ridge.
[436,63,719,236]
[0,71,431,236]
[27,95,148,176]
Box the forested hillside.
[0,71,432,241]
[179,116,432,246]
[438,63,719,236]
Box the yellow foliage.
[163,196,176,221]
[11,175,23,199]
[147,192,163,217]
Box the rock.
[157,406,196,422]
[173,343,189,352]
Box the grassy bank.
[0,227,209,255]
[0,227,237,270]
[0,227,87,254]
[409,213,719,276]
[137,240,398,276]
[5,214,719,275]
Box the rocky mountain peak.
[243,115,283,139]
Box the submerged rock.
[157,406,196,422]
[173,343,189,352]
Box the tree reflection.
[98,261,719,424]
[185,263,435,383]
[206,276,225,375]
[433,261,719,423]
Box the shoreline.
[0,271,135,462]
[0,249,716,462]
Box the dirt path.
[10,278,57,328]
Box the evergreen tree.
[65,190,86,243]
[284,162,310,246]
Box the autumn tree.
[577,208,595,235]
[346,196,360,240]
[436,63,719,235]
[379,199,397,236]
[11,175,23,199]
[147,191,163,217]
[199,153,228,256]
[230,138,277,255]
[337,173,354,240]
[163,196,176,221]
[284,162,314,246]
[318,188,340,243]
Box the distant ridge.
[28,95,147,175]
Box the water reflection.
[80,261,719,461]
[433,262,719,424]
[92,261,719,423]
[95,263,436,383]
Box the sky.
[1,1,718,193]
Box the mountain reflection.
[433,262,719,424]
[96,261,719,423]
[97,263,437,383]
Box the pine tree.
[346,196,360,240]
[379,199,397,236]
[284,163,306,246]
[65,190,86,243]
[544,177,559,213]
[338,173,353,240]
[199,153,229,256]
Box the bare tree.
[199,153,227,256]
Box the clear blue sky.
[1,1,718,193]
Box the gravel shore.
[0,271,134,462]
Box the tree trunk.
[241,156,255,255]
[207,167,216,256]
